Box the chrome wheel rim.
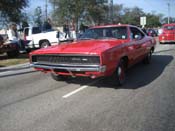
[118,66,125,82]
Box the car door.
[129,27,146,63]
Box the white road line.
[62,79,101,98]
[62,85,88,98]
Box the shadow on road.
[1,54,173,89]
[65,54,173,89]
[0,55,173,109]
[160,42,175,45]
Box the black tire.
[40,41,50,48]
[113,60,126,86]
[51,73,68,81]
[143,50,152,64]
[7,50,19,58]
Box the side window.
[130,27,145,40]
[112,27,127,39]
[32,27,41,34]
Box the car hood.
[31,39,128,55]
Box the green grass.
[0,53,29,67]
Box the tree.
[161,17,175,24]
[50,0,83,27]
[49,0,108,30]
[49,1,168,29]
[0,0,28,24]
[121,7,145,25]
[113,4,124,23]
[145,13,161,27]
[17,12,29,32]
[33,6,43,27]
[87,1,108,25]
[112,4,164,27]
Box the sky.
[26,0,175,18]
[114,0,175,17]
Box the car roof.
[163,23,175,27]
[90,24,138,29]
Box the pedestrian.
[0,35,3,47]
[142,27,147,34]
[63,23,70,38]
[7,22,26,53]
[69,21,76,40]
[43,18,52,31]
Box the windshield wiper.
[96,37,118,40]
[79,38,95,40]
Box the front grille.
[32,54,100,65]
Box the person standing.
[7,23,26,53]
[43,18,52,31]
[0,35,4,47]
[63,23,70,38]
[70,21,76,40]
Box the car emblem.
[82,58,88,61]
[72,58,81,61]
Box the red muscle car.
[30,24,156,85]
[159,23,175,44]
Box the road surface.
[0,42,175,131]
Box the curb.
[0,63,30,72]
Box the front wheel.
[143,50,152,64]
[40,41,50,48]
[113,60,126,86]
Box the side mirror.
[134,34,142,40]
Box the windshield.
[79,27,128,40]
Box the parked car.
[29,24,156,85]
[23,27,68,50]
[159,23,175,44]
[0,34,19,58]
[147,28,157,37]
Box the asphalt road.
[0,42,175,131]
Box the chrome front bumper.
[30,63,106,72]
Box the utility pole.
[110,0,114,23]
[167,0,170,24]
[168,3,170,24]
[108,0,113,24]
[45,0,48,21]
[53,0,56,13]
